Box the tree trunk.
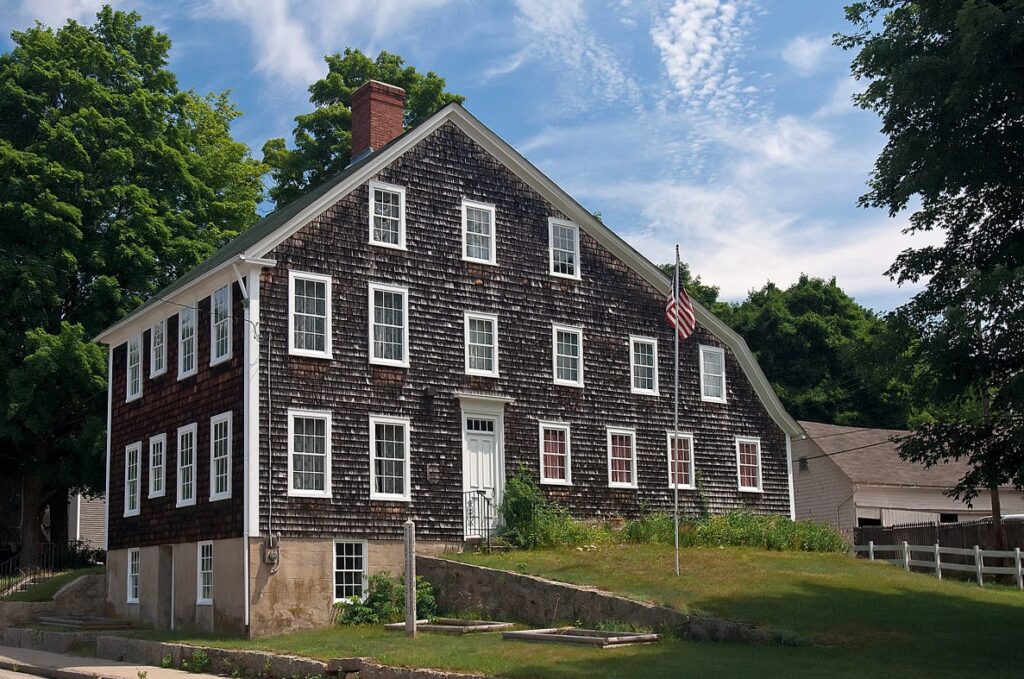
[19,475,45,568]
[991,485,1005,549]
[49,487,69,545]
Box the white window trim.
[123,442,142,517]
[126,334,143,402]
[735,436,764,493]
[667,431,696,490]
[606,427,638,490]
[196,540,213,606]
[538,421,572,486]
[148,433,166,499]
[177,304,197,380]
[460,199,497,266]
[209,411,232,502]
[126,548,140,604]
[629,335,660,396]
[368,180,407,250]
[286,409,333,499]
[368,282,410,368]
[699,344,727,404]
[463,311,499,378]
[176,423,198,508]
[368,415,412,502]
[551,323,584,388]
[150,318,167,378]
[547,217,581,281]
[288,270,333,359]
[209,285,233,366]
[332,538,369,603]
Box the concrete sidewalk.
[0,645,221,679]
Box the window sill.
[370,494,412,503]
[701,395,727,404]
[150,368,167,379]
[147,491,165,500]
[738,486,763,494]
[123,510,140,518]
[125,394,142,404]
[370,358,410,369]
[553,379,584,389]
[462,255,497,267]
[669,483,696,491]
[608,483,638,490]
[287,489,332,499]
[177,370,197,382]
[549,271,581,282]
[127,599,139,605]
[290,349,333,360]
[540,479,572,486]
[175,499,197,508]
[631,388,660,397]
[210,353,232,367]
[370,240,407,251]
[209,493,231,502]
[196,599,213,606]
[466,369,500,378]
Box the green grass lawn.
[2,566,103,602]
[130,545,1024,678]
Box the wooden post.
[902,541,910,571]
[868,540,874,561]
[404,519,417,637]
[974,545,983,587]
[933,543,941,580]
[1015,548,1022,591]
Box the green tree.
[657,261,724,311]
[264,48,463,206]
[838,0,1024,541]
[0,6,264,563]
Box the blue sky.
[1,0,937,311]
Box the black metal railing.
[0,541,100,599]
[463,489,495,550]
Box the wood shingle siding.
[257,122,789,543]
[107,285,245,550]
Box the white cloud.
[9,0,115,29]
[815,75,862,118]
[781,34,830,77]
[650,0,755,115]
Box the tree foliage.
[838,1,1024,513]
[264,48,463,206]
[0,7,264,548]
[656,261,723,310]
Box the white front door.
[463,415,502,537]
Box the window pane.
[373,188,402,245]
[609,433,634,485]
[373,422,406,496]
[334,541,365,599]
[555,330,580,383]
[670,436,692,487]
[551,222,577,276]
[467,317,495,372]
[465,206,492,261]
[739,441,760,488]
[542,428,567,481]
[292,416,327,492]
[373,290,405,361]
[632,341,655,391]
[294,278,328,352]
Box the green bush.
[182,649,210,674]
[499,468,607,549]
[335,572,436,625]
[621,511,847,552]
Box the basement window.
[334,540,368,602]
[197,541,213,605]
[127,548,140,604]
[369,181,406,249]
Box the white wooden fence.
[854,541,1024,589]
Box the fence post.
[868,540,874,561]
[934,543,941,580]
[404,519,417,637]
[1015,548,1022,591]
[974,545,983,587]
[902,541,910,571]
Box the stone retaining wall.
[0,574,104,628]
[0,628,96,654]
[417,555,785,644]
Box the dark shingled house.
[95,81,804,637]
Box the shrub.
[182,649,210,674]
[499,468,607,548]
[335,572,436,625]
[622,511,846,552]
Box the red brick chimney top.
[350,80,406,160]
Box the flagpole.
[673,245,680,577]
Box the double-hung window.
[736,437,763,492]
[150,319,166,377]
[368,283,409,367]
[699,345,726,403]
[552,323,583,387]
[126,334,142,402]
[178,307,197,379]
[548,218,580,280]
[176,424,197,507]
[668,432,696,490]
[210,285,232,365]
[464,312,499,377]
[606,427,637,489]
[124,442,141,517]
[369,181,406,249]
[197,541,213,605]
[334,540,368,601]
[629,336,659,395]
[369,415,411,502]
[539,422,571,485]
[127,548,140,603]
[461,200,496,265]
[209,412,232,501]
[149,433,166,499]
[287,409,331,498]
[289,271,332,358]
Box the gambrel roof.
[96,103,804,438]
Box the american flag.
[665,266,696,339]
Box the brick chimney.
[350,80,406,159]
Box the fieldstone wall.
[0,574,104,628]
[0,628,95,654]
[417,556,786,644]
